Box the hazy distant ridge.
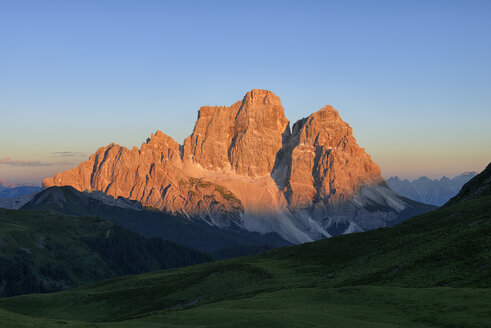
[387,172,477,206]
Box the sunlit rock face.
[183,89,289,177]
[274,105,384,211]
[43,131,244,227]
[43,89,432,243]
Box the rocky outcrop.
[43,89,434,243]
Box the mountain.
[0,180,42,210]
[42,90,434,243]
[0,179,7,191]
[0,179,41,199]
[387,172,477,206]
[0,208,211,298]
[22,186,291,258]
[0,186,41,199]
[445,162,491,206]
[0,193,37,210]
[1,163,490,327]
[0,179,41,209]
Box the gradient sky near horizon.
[1,0,490,184]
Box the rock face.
[273,105,383,210]
[43,89,434,243]
[183,89,289,176]
[43,131,244,228]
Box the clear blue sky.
[1,0,490,184]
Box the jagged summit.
[243,89,282,106]
[43,89,434,243]
[183,89,288,176]
[316,104,341,118]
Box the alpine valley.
[42,89,435,244]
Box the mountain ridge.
[0,179,42,209]
[387,172,477,206]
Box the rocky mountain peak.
[273,104,383,212]
[183,89,288,176]
[197,105,226,119]
[243,89,282,106]
[43,89,432,244]
[141,130,181,161]
[315,104,341,119]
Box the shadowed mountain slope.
[0,208,211,298]
[445,162,491,206]
[22,186,291,258]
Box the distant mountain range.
[0,185,41,199]
[0,179,40,198]
[386,172,477,206]
[42,89,435,243]
[0,180,41,209]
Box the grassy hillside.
[0,190,489,327]
[0,209,211,297]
